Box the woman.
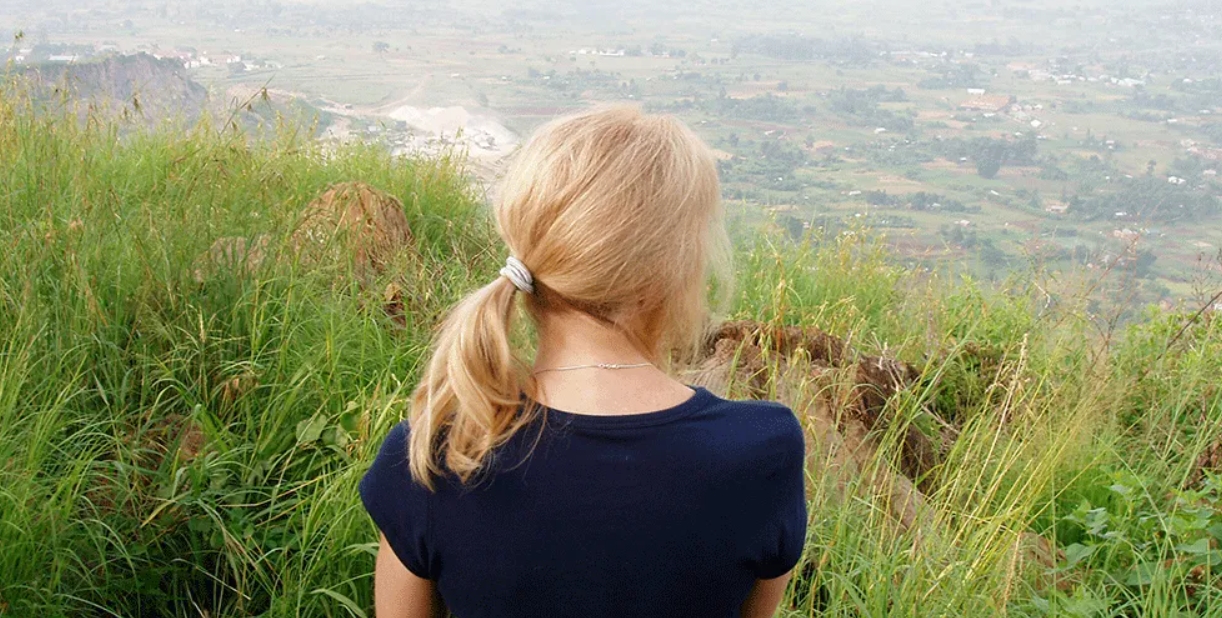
[360,106,807,618]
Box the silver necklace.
[533,362,654,375]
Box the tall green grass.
[0,89,490,616]
[732,229,1222,616]
[1,90,1221,617]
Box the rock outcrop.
[23,53,209,124]
[682,320,941,529]
[290,182,415,281]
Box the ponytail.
[407,276,535,489]
[406,105,725,488]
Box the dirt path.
[369,74,435,116]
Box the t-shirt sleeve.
[358,421,434,579]
[753,410,808,580]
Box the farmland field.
[4,0,1220,319]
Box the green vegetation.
[2,88,1222,618]
[0,92,487,616]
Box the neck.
[533,310,651,371]
[528,309,692,417]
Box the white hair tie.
[499,256,535,294]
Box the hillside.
[22,52,209,123]
[17,53,339,136]
[1,90,1222,617]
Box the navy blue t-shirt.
[359,387,807,618]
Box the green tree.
[976,157,1002,179]
[980,239,1008,266]
[975,143,1008,179]
[1135,249,1158,278]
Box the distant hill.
[21,53,208,124]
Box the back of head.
[409,105,729,487]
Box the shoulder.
[360,421,409,483]
[358,421,438,579]
[379,420,411,454]
[689,391,806,463]
[681,393,806,521]
[359,421,429,508]
[702,392,803,440]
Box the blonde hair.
[408,105,730,487]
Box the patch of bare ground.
[725,82,794,97]
[921,158,965,171]
[1005,219,1044,233]
[997,166,1042,180]
[870,173,927,192]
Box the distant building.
[810,140,836,153]
[1045,201,1069,215]
[571,48,626,57]
[155,50,195,63]
[959,95,1013,113]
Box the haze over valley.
[4,0,1221,315]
